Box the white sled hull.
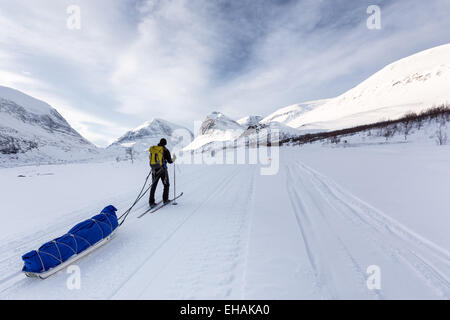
[24,230,117,280]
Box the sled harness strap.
[118,170,154,226]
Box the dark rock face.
[0,135,38,155]
[200,118,217,135]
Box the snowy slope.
[295,44,450,131]
[237,115,263,128]
[0,86,98,166]
[184,112,244,151]
[261,99,330,128]
[0,86,53,115]
[237,122,302,147]
[0,136,449,299]
[108,118,193,158]
[183,44,450,152]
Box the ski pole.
[173,162,178,205]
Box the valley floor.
[0,144,449,299]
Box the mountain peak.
[0,86,53,115]
[0,86,97,166]
[132,118,172,132]
[199,111,242,135]
[237,115,263,128]
[207,111,227,120]
[110,118,193,150]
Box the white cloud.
[0,70,37,87]
[110,0,214,118]
[0,0,449,146]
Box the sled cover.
[22,205,118,273]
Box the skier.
[149,138,176,208]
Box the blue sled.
[22,205,119,279]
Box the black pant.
[149,167,170,204]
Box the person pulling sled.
[149,138,176,208]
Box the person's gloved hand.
[173,154,177,162]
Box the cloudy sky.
[0,0,449,146]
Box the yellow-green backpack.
[149,145,164,168]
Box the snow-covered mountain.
[237,115,263,128]
[184,110,305,152]
[108,118,193,157]
[0,86,98,166]
[260,99,330,128]
[199,111,243,134]
[5,44,448,160]
[179,44,450,152]
[294,44,450,131]
[236,121,302,147]
[184,112,245,151]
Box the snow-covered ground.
[0,142,448,299]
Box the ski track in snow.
[0,172,173,293]
[0,158,449,299]
[286,160,449,299]
[0,165,256,299]
[110,166,253,299]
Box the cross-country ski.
[137,201,163,219]
[138,193,184,218]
